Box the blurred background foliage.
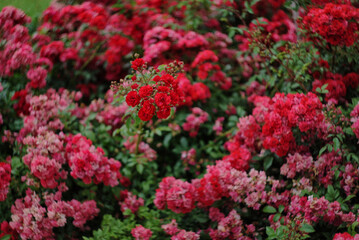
[0,0,51,19]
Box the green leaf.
[180,137,188,148]
[263,157,273,171]
[263,206,277,214]
[0,235,11,240]
[300,223,315,233]
[163,134,172,148]
[266,227,275,237]
[318,145,327,156]
[273,213,281,222]
[333,138,340,151]
[344,195,355,202]
[278,205,285,213]
[136,164,144,174]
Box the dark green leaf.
[263,206,277,213]
[300,223,315,233]
[264,157,273,171]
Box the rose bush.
[1,0,359,239]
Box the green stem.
[135,121,144,155]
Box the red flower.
[126,91,140,107]
[157,86,169,92]
[139,85,153,98]
[155,92,171,108]
[343,73,359,89]
[157,107,171,119]
[170,91,180,105]
[131,58,145,71]
[161,74,175,86]
[138,100,155,121]
[153,76,161,82]
[131,83,139,89]
[90,15,107,30]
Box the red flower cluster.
[261,92,324,157]
[191,50,232,90]
[37,2,134,81]
[125,59,183,121]
[66,134,123,186]
[236,10,297,52]
[251,0,286,15]
[310,0,351,7]
[333,232,359,240]
[222,146,251,171]
[313,72,359,103]
[0,221,17,240]
[177,73,211,106]
[303,3,359,46]
[131,58,146,71]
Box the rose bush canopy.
[1,0,359,239]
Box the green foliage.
[0,0,51,19]
[85,206,166,240]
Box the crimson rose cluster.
[122,58,184,121]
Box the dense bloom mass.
[1,0,359,239]
[303,3,359,46]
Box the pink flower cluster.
[340,163,359,196]
[0,162,11,201]
[22,129,67,189]
[123,135,157,161]
[333,233,359,240]
[181,148,197,168]
[118,190,144,214]
[154,177,196,214]
[213,117,225,135]
[0,7,53,90]
[182,107,209,137]
[350,103,359,141]
[131,225,152,240]
[162,219,200,240]
[280,153,313,178]
[288,195,353,225]
[209,210,255,240]
[9,189,99,239]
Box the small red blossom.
[139,85,154,98]
[138,100,155,121]
[126,91,140,107]
[131,58,145,71]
